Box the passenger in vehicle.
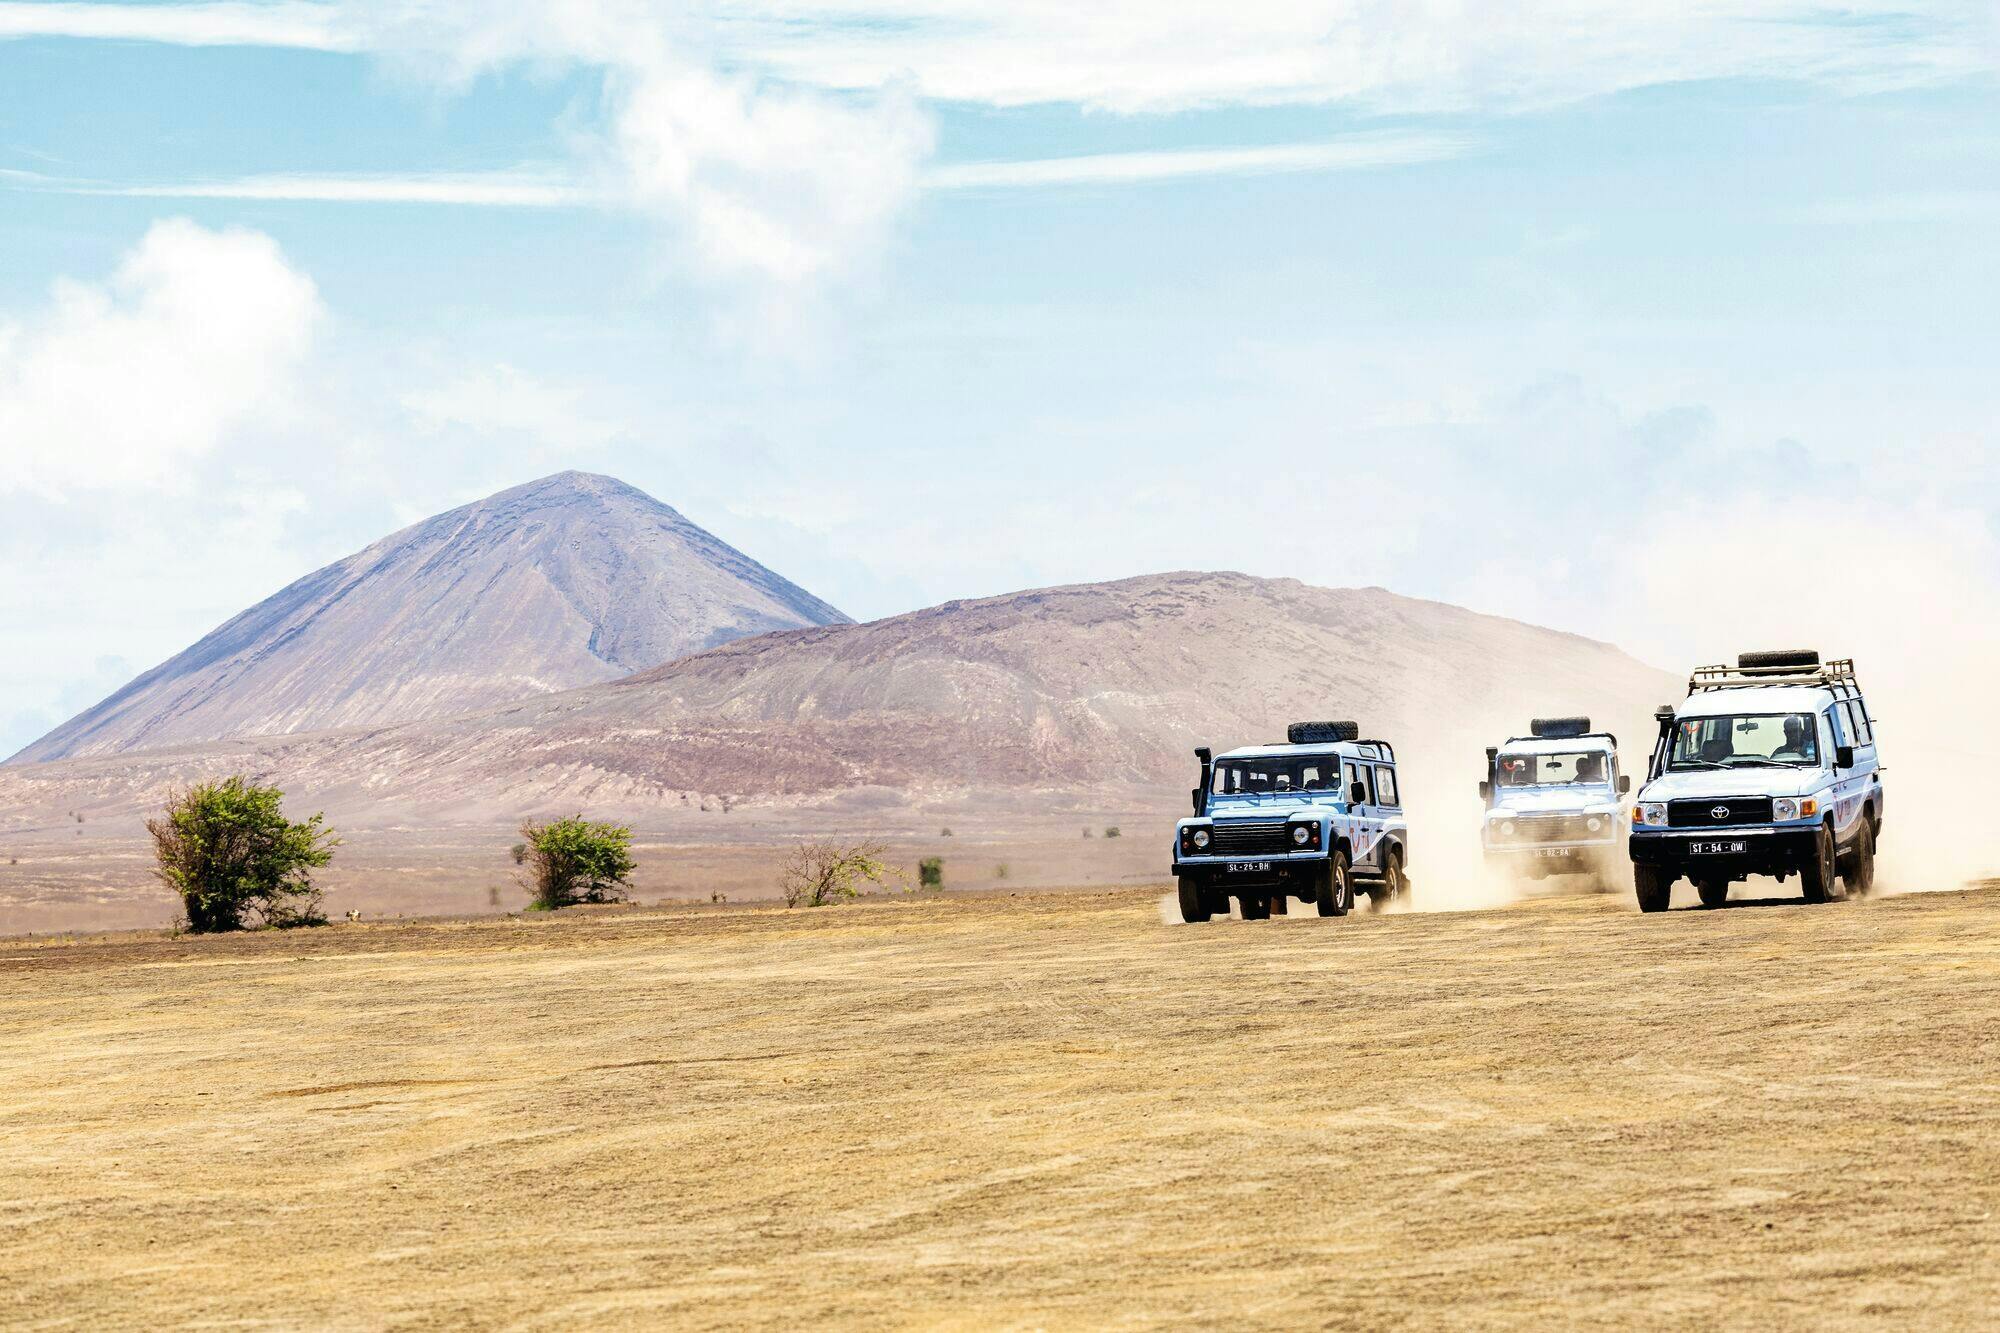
[1573,753,1605,784]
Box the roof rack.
[1503,731,1618,751]
[1688,657,1860,700]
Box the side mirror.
[1477,780,1491,801]
[1349,781,1368,807]
[1618,775,1632,795]
[1835,744,1855,770]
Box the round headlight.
[1292,825,1311,846]
[1773,798,1797,821]
[1501,820,1517,837]
[1586,816,1603,833]
[1192,829,1210,850]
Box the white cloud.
[5,1,1990,288]
[107,170,597,207]
[0,219,323,497]
[0,1,352,49]
[926,132,1471,190]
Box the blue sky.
[2,1,1998,759]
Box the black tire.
[1380,849,1409,909]
[1738,649,1820,670]
[1845,822,1876,898]
[1287,720,1359,744]
[1530,716,1591,738]
[1315,851,1353,917]
[1800,821,1839,903]
[1696,878,1729,909]
[1177,877,1211,924]
[1239,894,1271,921]
[1635,864,1672,914]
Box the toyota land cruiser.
[1628,651,1884,911]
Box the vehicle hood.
[1199,798,1338,824]
[1639,767,1826,802]
[1489,786,1619,816]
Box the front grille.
[1208,820,1293,856]
[1668,797,1774,828]
[1499,814,1612,843]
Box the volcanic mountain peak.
[11,471,849,764]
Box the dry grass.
[2,884,1997,1328]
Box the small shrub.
[509,842,528,865]
[1104,826,1121,839]
[518,816,636,910]
[780,841,890,908]
[146,777,337,933]
[994,862,1010,880]
[940,827,954,838]
[918,857,944,889]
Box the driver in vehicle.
[1772,715,1813,763]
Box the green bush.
[146,777,337,933]
[519,816,636,909]
[918,856,944,889]
[780,841,890,908]
[1104,826,1121,839]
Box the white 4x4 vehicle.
[1629,650,1884,912]
[1479,717,1631,890]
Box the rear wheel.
[1381,849,1410,909]
[1801,821,1839,903]
[1844,822,1876,898]
[1635,865,1672,914]
[1177,877,1211,924]
[1315,851,1353,917]
[1696,878,1729,909]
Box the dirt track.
[4,885,1998,1328]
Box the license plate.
[1225,860,1273,874]
[1536,847,1575,859]
[1689,840,1748,855]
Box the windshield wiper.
[1670,760,1729,771]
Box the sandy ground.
[3,884,1998,1329]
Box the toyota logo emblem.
[1711,805,1730,821]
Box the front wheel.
[1800,822,1839,903]
[1635,864,1672,913]
[1177,877,1211,924]
[1315,851,1353,917]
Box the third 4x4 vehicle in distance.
[1171,721,1411,923]
[1628,650,1885,912]
[1479,717,1631,890]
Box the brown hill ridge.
[12,472,849,765]
[0,572,1673,823]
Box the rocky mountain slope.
[0,573,1673,823]
[11,472,848,764]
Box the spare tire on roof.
[1738,649,1820,670]
[1530,716,1591,738]
[1288,720,1359,744]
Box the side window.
[1847,699,1872,744]
[1827,708,1848,746]
[1343,761,1374,806]
[1374,765,1400,808]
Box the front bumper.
[1174,852,1326,890]
[1629,828,1818,876]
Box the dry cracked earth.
[3,883,1997,1329]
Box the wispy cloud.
[103,172,598,208]
[926,133,1471,190]
[0,1,352,50]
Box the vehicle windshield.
[1212,755,1339,797]
[1495,751,1610,786]
[1669,713,1820,770]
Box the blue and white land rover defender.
[1629,651,1884,912]
[1479,717,1631,890]
[1171,721,1411,923]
